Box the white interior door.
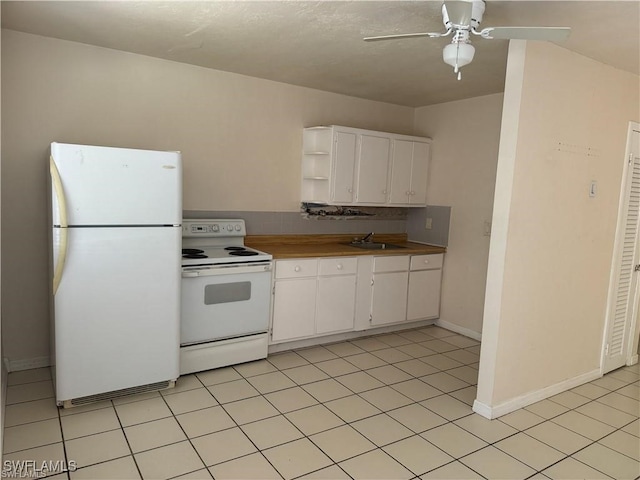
[603,123,640,373]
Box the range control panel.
[182,219,246,237]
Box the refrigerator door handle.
[50,155,69,294]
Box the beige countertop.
[245,233,446,259]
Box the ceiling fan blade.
[443,0,473,26]
[480,26,571,42]
[364,32,442,42]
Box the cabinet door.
[332,131,357,204]
[409,142,430,205]
[371,271,408,325]
[407,269,441,321]
[389,140,413,204]
[316,275,356,334]
[272,278,316,342]
[356,135,391,203]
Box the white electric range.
[180,219,273,375]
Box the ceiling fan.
[364,0,571,80]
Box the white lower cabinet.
[272,277,317,342]
[408,271,442,321]
[271,253,443,344]
[317,275,356,334]
[370,256,410,326]
[271,257,357,343]
[370,253,443,326]
[407,254,443,321]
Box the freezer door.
[53,226,180,402]
[50,143,181,226]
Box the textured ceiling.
[2,1,639,107]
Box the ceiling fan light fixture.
[442,42,475,79]
[362,0,570,83]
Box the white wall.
[476,41,640,416]
[414,94,503,337]
[1,29,415,366]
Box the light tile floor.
[3,325,639,479]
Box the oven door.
[180,263,272,345]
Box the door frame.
[601,121,640,373]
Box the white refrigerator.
[49,142,182,406]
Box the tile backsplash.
[184,206,450,246]
[406,205,451,247]
[183,210,406,236]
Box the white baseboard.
[269,319,436,354]
[5,356,51,372]
[627,355,639,366]
[472,368,601,419]
[435,319,482,341]
[471,399,493,419]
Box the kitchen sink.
[346,242,406,250]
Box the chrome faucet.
[361,232,374,243]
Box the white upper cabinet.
[301,127,332,204]
[331,131,358,204]
[301,126,431,207]
[389,140,430,205]
[355,134,392,204]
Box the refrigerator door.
[53,226,180,402]
[50,143,181,226]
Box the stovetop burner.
[182,248,208,259]
[181,219,272,266]
[229,250,259,257]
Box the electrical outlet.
[483,220,492,236]
[425,217,433,229]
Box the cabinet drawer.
[318,257,357,276]
[275,259,318,279]
[373,255,410,273]
[410,254,444,271]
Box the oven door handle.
[182,264,272,277]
